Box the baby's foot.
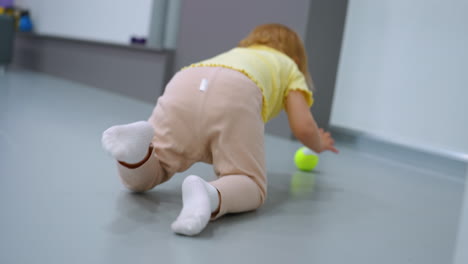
[171,175,220,236]
[101,121,154,164]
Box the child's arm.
[285,91,339,154]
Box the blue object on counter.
[19,13,32,31]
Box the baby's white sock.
[101,121,154,164]
[171,175,220,236]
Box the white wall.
[15,0,153,45]
[331,0,468,155]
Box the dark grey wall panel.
[306,0,348,130]
[174,0,310,71]
[11,34,172,103]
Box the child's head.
[238,23,313,89]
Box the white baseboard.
[331,125,467,181]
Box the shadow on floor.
[105,170,335,238]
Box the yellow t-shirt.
[185,45,313,122]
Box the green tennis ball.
[294,147,319,171]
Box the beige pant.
[117,67,267,220]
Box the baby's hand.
[319,128,339,154]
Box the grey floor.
[0,71,465,264]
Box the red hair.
[238,23,313,89]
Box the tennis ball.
[294,147,319,171]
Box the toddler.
[102,23,338,236]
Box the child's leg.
[102,120,171,192]
[171,67,266,235]
[208,129,267,220]
[116,145,170,192]
[102,121,155,164]
[207,69,267,219]
[209,174,265,220]
[171,175,220,236]
[102,72,206,192]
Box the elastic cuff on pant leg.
[118,145,154,169]
[208,177,264,221]
[209,181,229,221]
[117,148,166,191]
